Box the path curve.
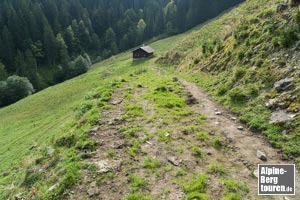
[181,79,300,200]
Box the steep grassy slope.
[0,33,186,199]
[2,0,300,199]
[161,0,300,160]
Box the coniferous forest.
[0,0,242,107]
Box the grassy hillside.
[0,32,186,198]
[162,0,300,160]
[2,0,300,199]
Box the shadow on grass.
[131,59,149,66]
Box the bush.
[184,175,207,195]
[228,87,248,103]
[0,75,34,107]
[68,55,90,77]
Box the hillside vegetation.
[1,0,300,199]
[161,0,300,160]
[0,0,242,107]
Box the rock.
[108,118,123,125]
[231,117,237,121]
[283,197,290,200]
[137,83,143,88]
[87,187,98,197]
[282,130,288,135]
[47,183,59,192]
[14,194,22,200]
[186,93,198,105]
[167,157,181,166]
[270,110,296,124]
[241,168,251,177]
[165,132,170,137]
[95,159,119,173]
[253,169,259,178]
[274,78,295,92]
[237,126,244,131]
[277,3,289,11]
[2,172,9,177]
[172,77,179,82]
[110,99,123,105]
[87,127,98,135]
[265,98,277,109]
[257,150,267,161]
[209,131,215,135]
[111,141,126,149]
[215,111,222,115]
[90,181,97,187]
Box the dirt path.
[70,74,299,200]
[181,79,300,200]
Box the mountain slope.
[1,0,299,199]
[161,0,300,160]
[0,33,186,199]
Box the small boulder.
[253,169,259,178]
[265,98,277,109]
[277,2,289,12]
[270,110,296,124]
[215,111,222,115]
[87,187,99,197]
[237,126,244,131]
[110,99,123,105]
[172,77,179,82]
[167,157,181,166]
[231,117,237,121]
[186,93,198,105]
[87,127,98,135]
[47,183,59,192]
[274,78,294,92]
[257,150,267,161]
[14,194,23,200]
[137,83,143,88]
[95,160,113,173]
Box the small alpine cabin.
[132,45,155,60]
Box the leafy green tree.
[5,75,34,105]
[68,55,90,78]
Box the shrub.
[68,55,91,78]
[213,138,222,150]
[233,68,246,81]
[184,175,207,194]
[209,164,224,175]
[128,174,148,192]
[228,87,248,102]
[2,75,34,106]
[187,192,209,200]
[222,179,249,194]
[143,157,161,169]
[221,193,241,200]
[123,193,151,200]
